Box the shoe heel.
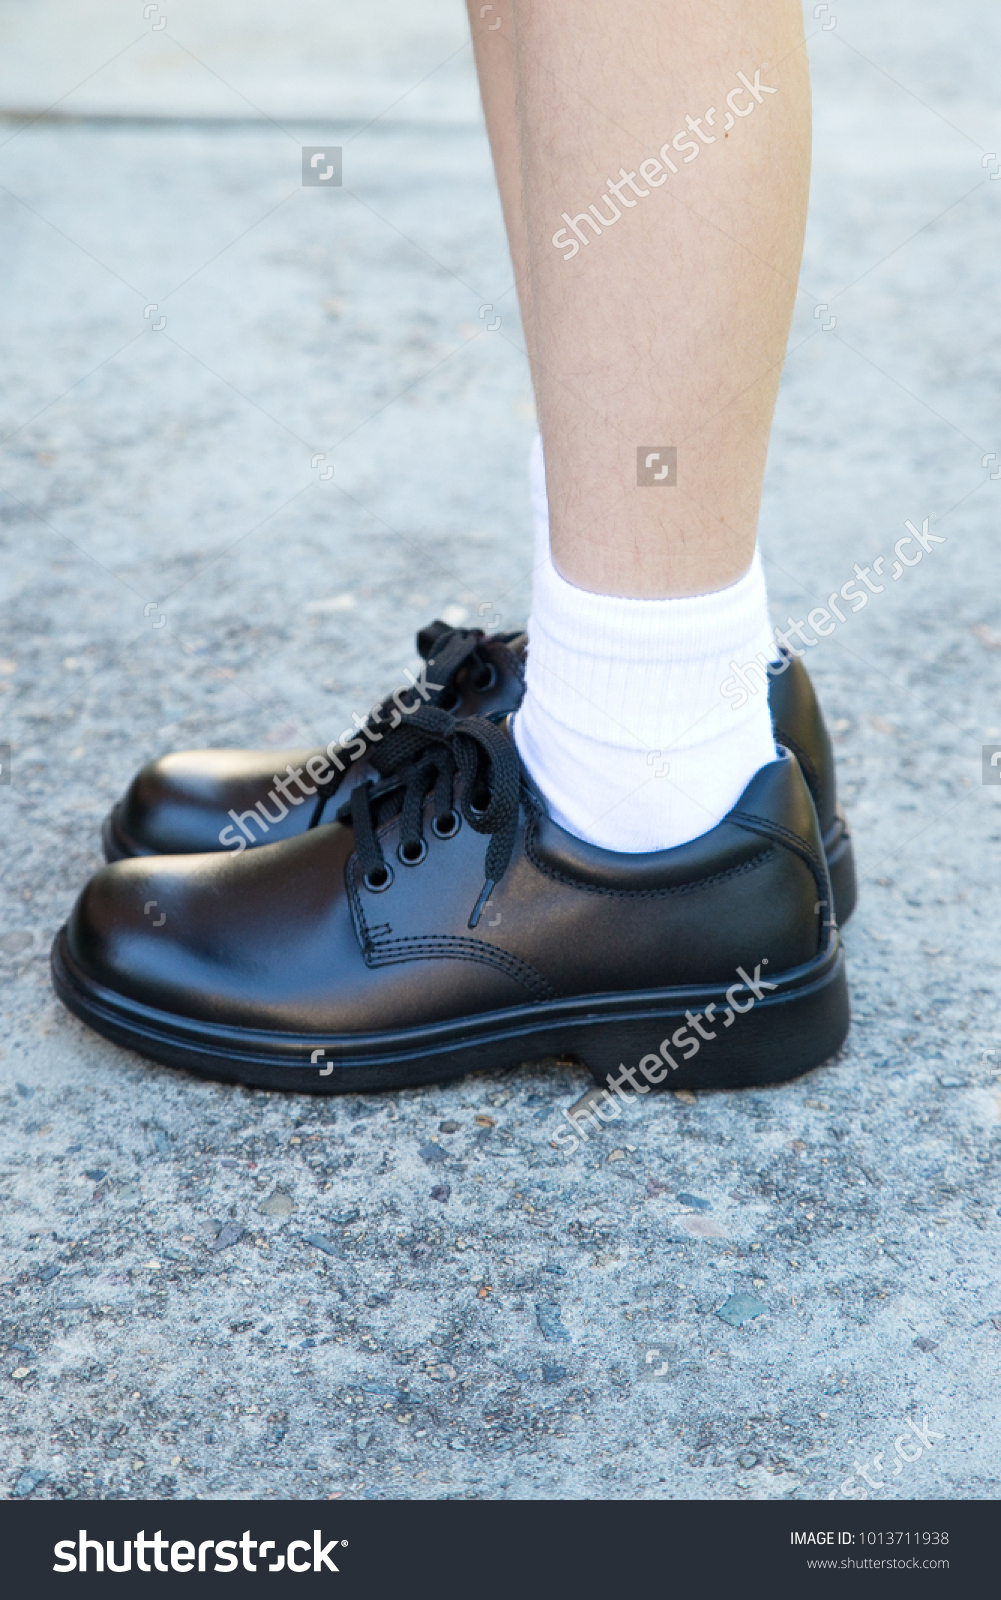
[578,942,850,1093]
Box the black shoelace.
[411,621,500,712]
[313,624,499,805]
[335,705,521,930]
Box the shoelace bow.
[335,704,522,930]
[314,624,497,803]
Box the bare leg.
[506,0,810,598]
[466,1,536,369]
[469,0,813,851]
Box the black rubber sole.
[51,926,849,1097]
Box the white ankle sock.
[516,434,778,853]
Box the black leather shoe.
[102,623,856,924]
[55,708,849,1096]
[101,623,526,860]
[768,653,856,924]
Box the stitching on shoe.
[361,933,556,1001]
[730,808,831,954]
[345,852,555,1000]
[729,810,826,880]
[523,808,776,899]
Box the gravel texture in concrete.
[1,1,1000,1502]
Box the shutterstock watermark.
[53,1527,343,1573]
[828,1413,946,1500]
[218,664,444,853]
[549,959,776,1155]
[721,517,946,709]
[552,68,777,261]
[637,446,677,486]
[302,148,342,186]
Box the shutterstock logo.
[637,446,677,486]
[53,1528,344,1574]
[302,148,343,186]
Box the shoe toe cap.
[111,747,321,856]
[62,832,360,1023]
[65,857,187,1004]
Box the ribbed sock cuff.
[522,548,776,755]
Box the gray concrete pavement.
[0,0,478,122]
[1,1,1000,1502]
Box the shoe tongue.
[416,619,452,657]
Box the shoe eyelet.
[472,661,497,694]
[431,810,460,840]
[363,863,394,892]
[397,838,428,866]
[466,794,490,820]
[437,686,461,712]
